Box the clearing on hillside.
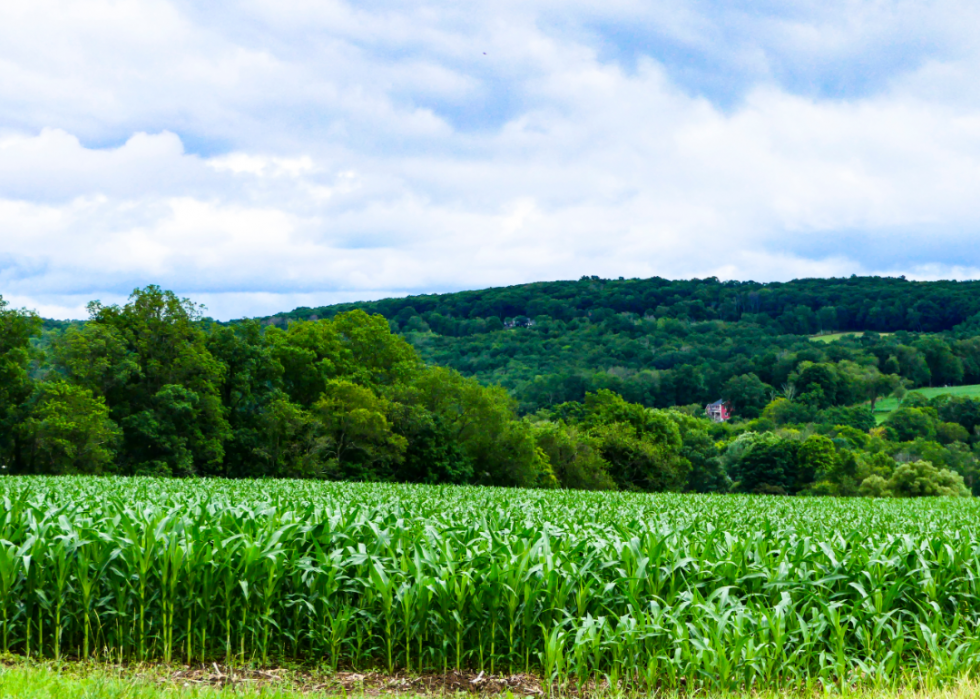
[874,383,980,421]
[809,331,893,343]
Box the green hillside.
[256,275,980,414]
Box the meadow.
[1,477,980,693]
[873,384,980,421]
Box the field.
[873,384,980,422]
[1,478,980,694]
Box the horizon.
[24,271,974,323]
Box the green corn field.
[1,476,980,691]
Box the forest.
[266,275,980,412]
[1,276,979,497]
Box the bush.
[859,474,890,497]
[886,460,969,497]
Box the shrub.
[886,460,969,497]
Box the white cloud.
[3,1,980,318]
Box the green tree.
[793,362,838,409]
[721,373,770,419]
[916,337,964,386]
[760,398,816,425]
[253,394,326,478]
[16,381,120,474]
[269,310,421,407]
[403,367,556,487]
[0,296,41,470]
[665,411,730,492]
[389,406,475,484]
[207,321,285,477]
[88,286,230,475]
[885,407,937,442]
[589,421,690,492]
[936,421,970,445]
[533,422,615,490]
[50,323,138,397]
[817,306,837,333]
[729,433,800,494]
[121,384,228,476]
[886,460,969,497]
[796,434,836,490]
[313,380,407,480]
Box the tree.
[817,306,837,333]
[88,286,230,475]
[916,337,964,386]
[0,296,41,470]
[796,434,836,491]
[793,362,839,409]
[390,406,475,484]
[50,323,138,398]
[253,394,326,478]
[936,421,970,445]
[313,380,407,480]
[885,407,937,442]
[534,422,615,490]
[121,384,229,476]
[665,411,730,492]
[859,474,890,497]
[729,434,800,494]
[16,381,120,474]
[886,460,969,497]
[721,373,770,419]
[269,310,421,407]
[760,398,816,425]
[398,367,553,487]
[589,422,690,492]
[935,395,980,434]
[207,321,285,477]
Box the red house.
[705,399,730,422]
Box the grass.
[2,661,980,698]
[3,478,980,691]
[0,662,310,698]
[873,384,980,422]
[809,331,893,343]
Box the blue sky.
[2,0,980,319]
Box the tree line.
[1,284,977,497]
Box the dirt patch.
[164,664,546,696]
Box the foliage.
[9,281,980,498]
[263,275,980,414]
[16,381,120,475]
[0,297,41,470]
[885,460,970,497]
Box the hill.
[254,276,980,413]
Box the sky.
[3,0,980,320]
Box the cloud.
[2,0,980,318]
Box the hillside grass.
[809,331,893,343]
[874,384,980,423]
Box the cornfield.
[1,476,979,691]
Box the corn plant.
[0,475,979,691]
